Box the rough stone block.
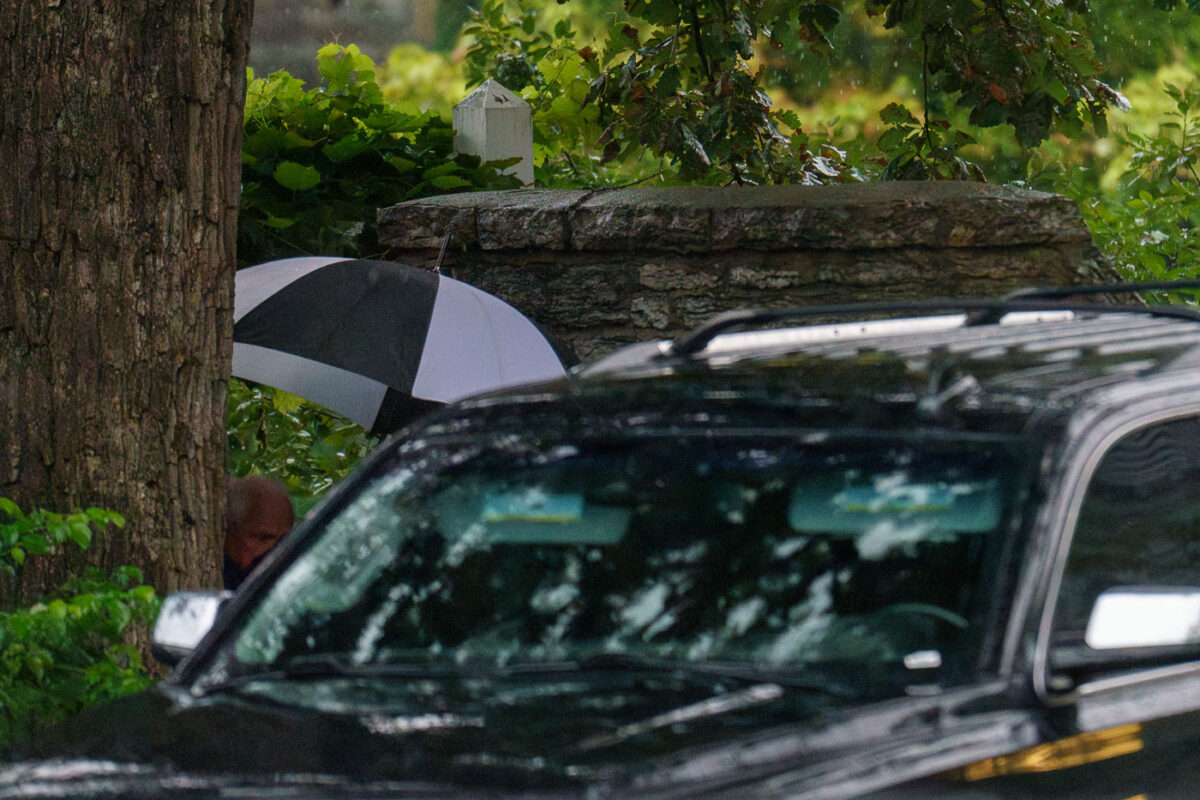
[728,263,819,290]
[376,203,478,250]
[541,265,634,327]
[638,262,720,292]
[675,296,721,328]
[631,296,672,330]
[473,190,592,250]
[570,204,633,251]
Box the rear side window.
[1051,416,1200,662]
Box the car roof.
[450,285,1200,441]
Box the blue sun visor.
[788,471,1003,534]
[432,486,629,546]
[483,491,584,523]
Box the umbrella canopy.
[233,257,576,435]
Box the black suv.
[7,285,1200,799]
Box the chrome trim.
[700,310,1081,355]
[702,314,968,354]
[1076,659,1200,698]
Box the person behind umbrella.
[224,475,294,591]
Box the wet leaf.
[272,161,322,191]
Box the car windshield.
[201,431,1023,700]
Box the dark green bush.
[0,501,158,746]
[226,379,376,516]
[239,43,521,267]
[1041,82,1200,302]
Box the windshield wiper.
[196,653,462,696]
[496,653,859,697]
[199,651,861,700]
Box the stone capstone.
[377,183,1115,360]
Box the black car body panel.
[10,299,1200,798]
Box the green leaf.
[272,389,305,415]
[113,565,144,586]
[261,214,296,230]
[131,585,156,604]
[44,519,70,546]
[322,135,372,163]
[429,175,474,190]
[0,499,21,520]
[1088,104,1110,139]
[879,103,919,127]
[18,537,48,556]
[421,162,462,179]
[66,521,92,549]
[104,598,133,633]
[875,124,904,152]
[656,65,682,98]
[385,156,418,173]
[272,161,322,191]
[1045,79,1070,106]
[363,111,421,133]
[243,129,317,160]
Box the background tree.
[0,2,254,599]
[452,0,1196,186]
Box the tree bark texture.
[0,1,253,601]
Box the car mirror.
[151,590,231,666]
[1085,587,1200,650]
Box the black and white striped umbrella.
[233,257,576,435]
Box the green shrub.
[0,500,158,746]
[239,43,521,267]
[227,379,376,515]
[1041,82,1200,300]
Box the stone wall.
[377,183,1114,361]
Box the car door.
[1029,411,1200,800]
[860,411,1200,800]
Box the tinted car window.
[200,432,1023,703]
[1052,416,1200,654]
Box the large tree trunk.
[0,2,253,601]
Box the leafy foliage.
[0,500,158,746]
[1045,83,1200,297]
[853,0,1139,180]
[865,0,1129,148]
[0,500,124,573]
[239,43,521,266]
[460,0,648,186]
[585,0,846,184]
[227,379,376,514]
[456,0,1157,186]
[462,0,846,184]
[876,102,983,180]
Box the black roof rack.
[666,280,1200,358]
[1003,279,1200,301]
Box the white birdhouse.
[453,79,535,187]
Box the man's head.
[225,475,295,572]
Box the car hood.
[0,678,1040,799]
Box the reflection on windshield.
[210,434,1017,699]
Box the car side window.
[1051,415,1200,659]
